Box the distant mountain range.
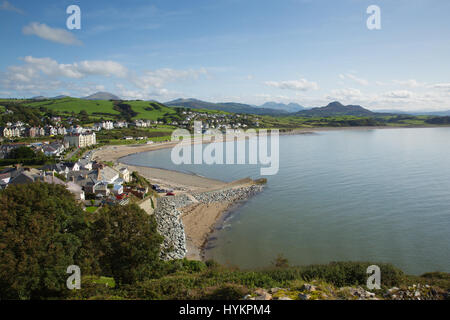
[29,92,121,101]
[165,99,390,117]
[82,92,121,100]
[165,98,289,115]
[294,101,378,117]
[260,102,305,112]
[30,96,47,100]
[24,92,450,117]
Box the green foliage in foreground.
[0,183,162,299]
[0,183,88,299]
[70,260,450,300]
[1,182,449,300]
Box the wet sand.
[181,202,232,260]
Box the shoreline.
[91,125,449,261]
[92,125,449,163]
[181,181,264,260]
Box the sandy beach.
[181,201,236,260]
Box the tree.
[9,146,35,159]
[91,204,163,286]
[0,183,90,299]
[78,110,89,122]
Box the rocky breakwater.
[154,196,190,260]
[192,184,264,204]
[154,183,265,261]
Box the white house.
[118,167,130,183]
[98,166,120,184]
[64,162,80,172]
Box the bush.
[68,276,114,300]
[204,284,247,300]
[91,204,163,286]
[0,183,89,299]
[296,261,404,288]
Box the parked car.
[166,191,175,196]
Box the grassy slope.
[16,98,176,121]
[126,102,229,120]
[168,104,231,115]
[22,97,120,115]
[124,101,176,120]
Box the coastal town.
[0,151,146,208]
[0,108,259,140]
[0,105,266,262]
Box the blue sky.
[1,0,450,111]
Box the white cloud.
[1,57,130,96]
[0,1,23,14]
[433,83,450,89]
[131,68,208,89]
[10,56,128,80]
[392,79,425,88]
[1,56,208,100]
[265,78,319,91]
[383,90,413,99]
[22,22,83,46]
[114,83,178,101]
[327,88,362,101]
[339,73,369,86]
[76,60,129,78]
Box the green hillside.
[22,97,120,116]
[124,101,176,120]
[0,97,232,128]
[18,98,179,121]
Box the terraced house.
[63,131,97,148]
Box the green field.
[20,98,182,120]
[85,206,98,213]
[121,100,176,120]
[23,97,120,116]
